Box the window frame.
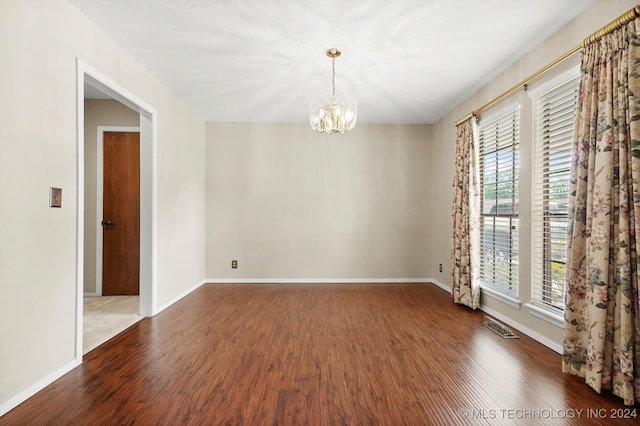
[528,66,580,321]
[477,104,521,302]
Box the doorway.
[82,127,142,354]
[76,59,157,361]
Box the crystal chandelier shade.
[309,49,357,134]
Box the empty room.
[1,0,639,424]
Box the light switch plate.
[50,187,62,208]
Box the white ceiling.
[71,0,595,124]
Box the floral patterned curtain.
[563,18,640,406]
[451,116,480,309]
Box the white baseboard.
[205,278,433,284]
[83,292,99,297]
[415,279,563,354]
[153,279,208,315]
[426,278,451,293]
[0,358,80,417]
[480,305,563,354]
[1,279,206,416]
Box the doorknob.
[101,220,113,226]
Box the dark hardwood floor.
[1,283,636,425]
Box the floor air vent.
[483,316,519,339]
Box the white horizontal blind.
[531,76,579,313]
[478,107,520,299]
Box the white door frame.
[76,58,158,362]
[95,126,141,297]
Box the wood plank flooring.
[1,283,636,425]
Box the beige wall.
[429,0,638,350]
[0,0,205,409]
[83,100,139,294]
[206,122,431,279]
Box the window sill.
[524,303,564,328]
[479,285,521,309]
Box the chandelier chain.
[331,57,336,98]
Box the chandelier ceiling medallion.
[309,48,357,134]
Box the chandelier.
[309,48,357,134]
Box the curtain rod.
[454,5,640,127]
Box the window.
[478,107,520,299]
[531,75,579,314]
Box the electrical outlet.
[231,260,238,269]
[439,263,443,273]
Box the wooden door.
[102,131,140,295]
